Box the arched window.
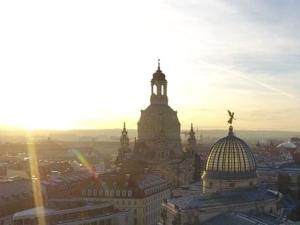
[153,85,157,95]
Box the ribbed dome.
[205,128,257,179]
[152,68,166,81]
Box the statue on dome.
[227,110,235,125]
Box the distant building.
[278,162,300,199]
[13,200,133,225]
[0,179,35,225]
[81,172,170,225]
[160,122,282,225]
[116,123,132,162]
[42,171,93,199]
[0,162,7,177]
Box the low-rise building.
[81,172,170,225]
[13,200,133,225]
[0,179,35,225]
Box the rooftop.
[202,211,293,225]
[167,187,279,210]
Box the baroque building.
[81,172,170,225]
[116,123,132,162]
[160,114,283,225]
[116,61,196,187]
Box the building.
[0,162,7,177]
[13,200,133,225]
[81,172,170,225]
[202,125,257,193]
[0,179,35,225]
[202,211,294,225]
[160,115,282,225]
[116,123,132,162]
[42,170,93,199]
[116,61,197,187]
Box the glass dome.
[205,127,257,179]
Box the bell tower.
[117,122,131,161]
[150,59,168,105]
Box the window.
[116,190,120,196]
[209,182,213,188]
[229,183,235,188]
[153,85,157,95]
[128,190,132,197]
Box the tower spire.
[187,122,197,154]
[158,58,160,70]
[117,122,131,161]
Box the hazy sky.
[0,0,300,130]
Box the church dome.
[152,67,166,81]
[205,127,257,179]
[138,104,180,140]
[152,59,166,81]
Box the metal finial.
[158,58,160,70]
[123,122,126,129]
[191,123,194,131]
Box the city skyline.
[0,0,300,130]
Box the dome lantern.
[150,59,168,105]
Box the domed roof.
[138,104,180,140]
[152,67,166,81]
[152,60,166,81]
[205,127,257,179]
[276,142,297,149]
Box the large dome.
[137,104,180,140]
[205,128,257,179]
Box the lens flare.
[71,149,96,177]
[27,133,46,225]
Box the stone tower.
[187,123,197,155]
[136,60,182,160]
[117,122,131,161]
[150,59,168,105]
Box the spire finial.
[158,58,160,70]
[191,123,194,131]
[122,122,127,135]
